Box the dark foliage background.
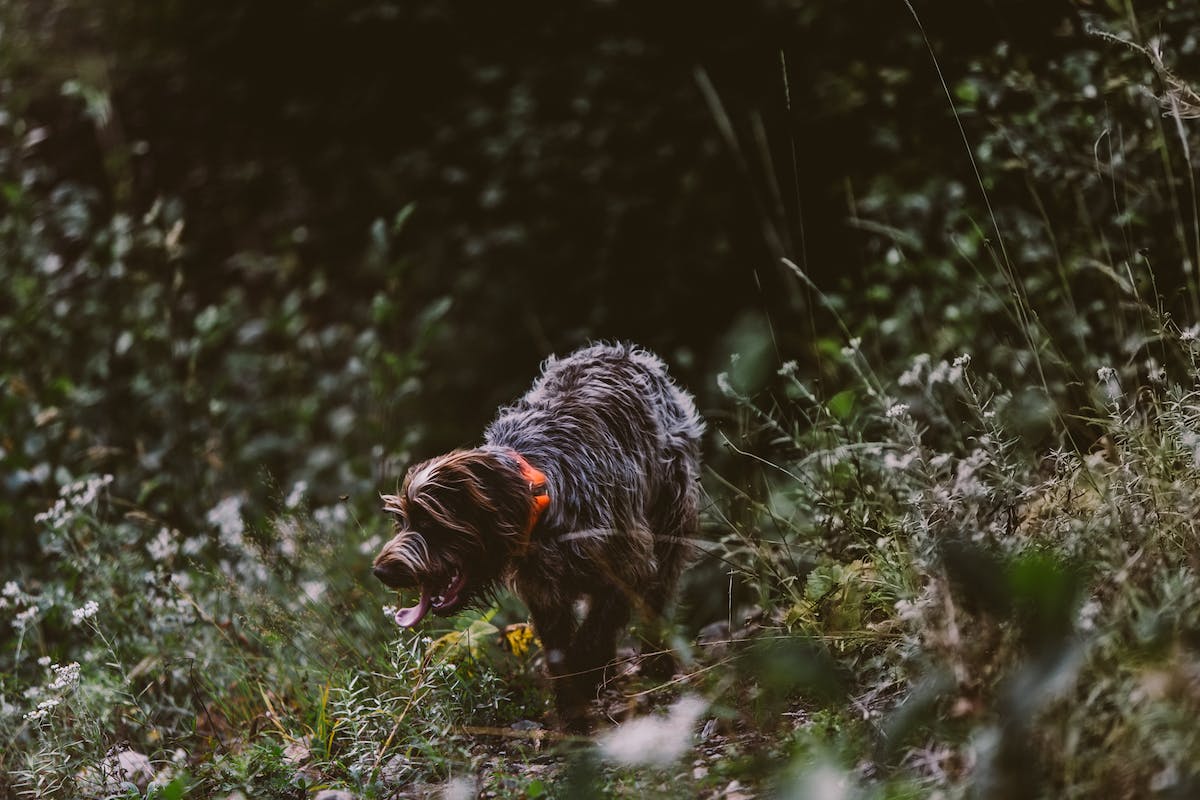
[10,2,1200,797]
[3,0,1198,554]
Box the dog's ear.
[381,493,404,518]
[401,449,534,555]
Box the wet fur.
[374,342,704,726]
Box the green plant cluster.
[7,1,1200,798]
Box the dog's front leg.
[527,601,586,729]
[565,591,631,715]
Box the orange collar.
[510,452,550,543]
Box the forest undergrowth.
[7,319,1200,798]
[6,3,1200,798]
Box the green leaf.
[827,389,855,420]
[150,775,189,800]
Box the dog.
[372,342,704,727]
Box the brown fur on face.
[373,449,533,615]
[372,343,704,729]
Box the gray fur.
[374,342,704,727]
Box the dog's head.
[372,448,538,627]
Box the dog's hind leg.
[639,477,700,679]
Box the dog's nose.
[373,561,411,587]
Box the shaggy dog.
[372,343,704,727]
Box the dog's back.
[485,343,702,605]
[485,342,703,537]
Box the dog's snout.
[373,560,403,586]
[372,556,415,588]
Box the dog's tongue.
[393,587,432,628]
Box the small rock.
[697,621,731,647]
[76,749,156,797]
[723,779,754,799]
[282,738,311,766]
[115,750,155,789]
[313,791,357,800]
[510,719,544,731]
[380,753,413,786]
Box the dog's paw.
[639,650,679,681]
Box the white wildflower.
[37,656,51,667]
[777,360,798,377]
[285,481,308,510]
[227,558,269,585]
[598,694,708,765]
[716,372,735,397]
[34,499,68,528]
[898,354,930,387]
[928,360,950,384]
[1096,366,1120,401]
[952,449,990,498]
[791,763,856,800]
[23,696,60,722]
[71,600,99,625]
[931,357,967,384]
[840,337,862,358]
[40,253,63,275]
[953,353,971,369]
[894,599,922,623]
[886,403,909,419]
[13,606,37,631]
[48,662,81,691]
[2,581,19,598]
[207,495,245,548]
[276,518,300,559]
[35,475,114,528]
[1077,599,1102,632]
[929,452,953,470]
[146,528,179,562]
[884,451,918,471]
[441,777,477,800]
[1181,324,1200,342]
[181,535,206,556]
[313,504,349,528]
[64,475,113,508]
[359,534,383,556]
[300,580,325,603]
